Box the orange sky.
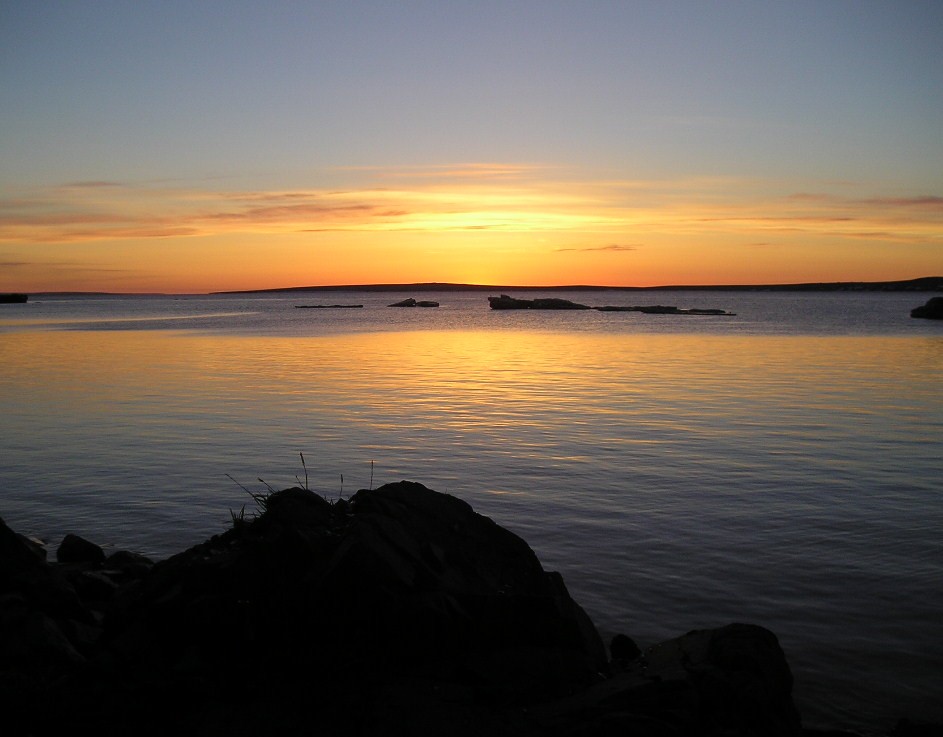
[2,5,941,293]
[2,165,940,293]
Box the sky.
[1,1,941,293]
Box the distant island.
[215,276,942,295]
[17,276,942,298]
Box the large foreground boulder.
[2,483,810,736]
[103,482,605,692]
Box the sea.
[1,289,940,734]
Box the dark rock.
[610,633,641,665]
[1,516,47,574]
[638,304,681,313]
[0,605,86,668]
[0,516,88,622]
[295,303,364,308]
[104,550,154,580]
[892,719,943,736]
[72,569,120,602]
[56,533,106,566]
[489,294,591,310]
[0,487,832,736]
[1,516,95,737]
[537,623,801,737]
[15,533,47,562]
[97,482,606,715]
[636,305,735,315]
[388,297,440,307]
[910,296,943,319]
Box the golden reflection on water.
[4,328,939,443]
[3,327,941,734]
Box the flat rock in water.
[295,303,363,308]
[488,294,591,310]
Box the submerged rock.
[631,305,736,315]
[294,303,364,308]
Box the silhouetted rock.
[891,718,943,736]
[57,533,106,565]
[1,516,92,735]
[386,297,438,307]
[0,516,88,625]
[295,303,364,308]
[537,624,800,737]
[910,296,943,319]
[489,294,591,310]
[103,550,154,581]
[4,483,916,736]
[594,304,735,314]
[634,305,736,315]
[609,632,641,665]
[93,482,605,728]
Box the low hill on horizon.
[215,276,943,294]
[18,276,942,297]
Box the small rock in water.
[910,296,943,320]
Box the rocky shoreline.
[1,482,937,736]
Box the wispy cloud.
[0,174,620,243]
[556,244,638,252]
[788,192,943,210]
[60,181,125,189]
[858,195,943,209]
[334,162,551,181]
[691,190,943,243]
[1,172,940,249]
[0,258,134,274]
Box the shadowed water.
[1,290,941,733]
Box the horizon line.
[14,275,943,297]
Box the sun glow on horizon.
[1,165,940,293]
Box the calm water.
[1,290,941,733]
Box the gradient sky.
[1,1,941,293]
